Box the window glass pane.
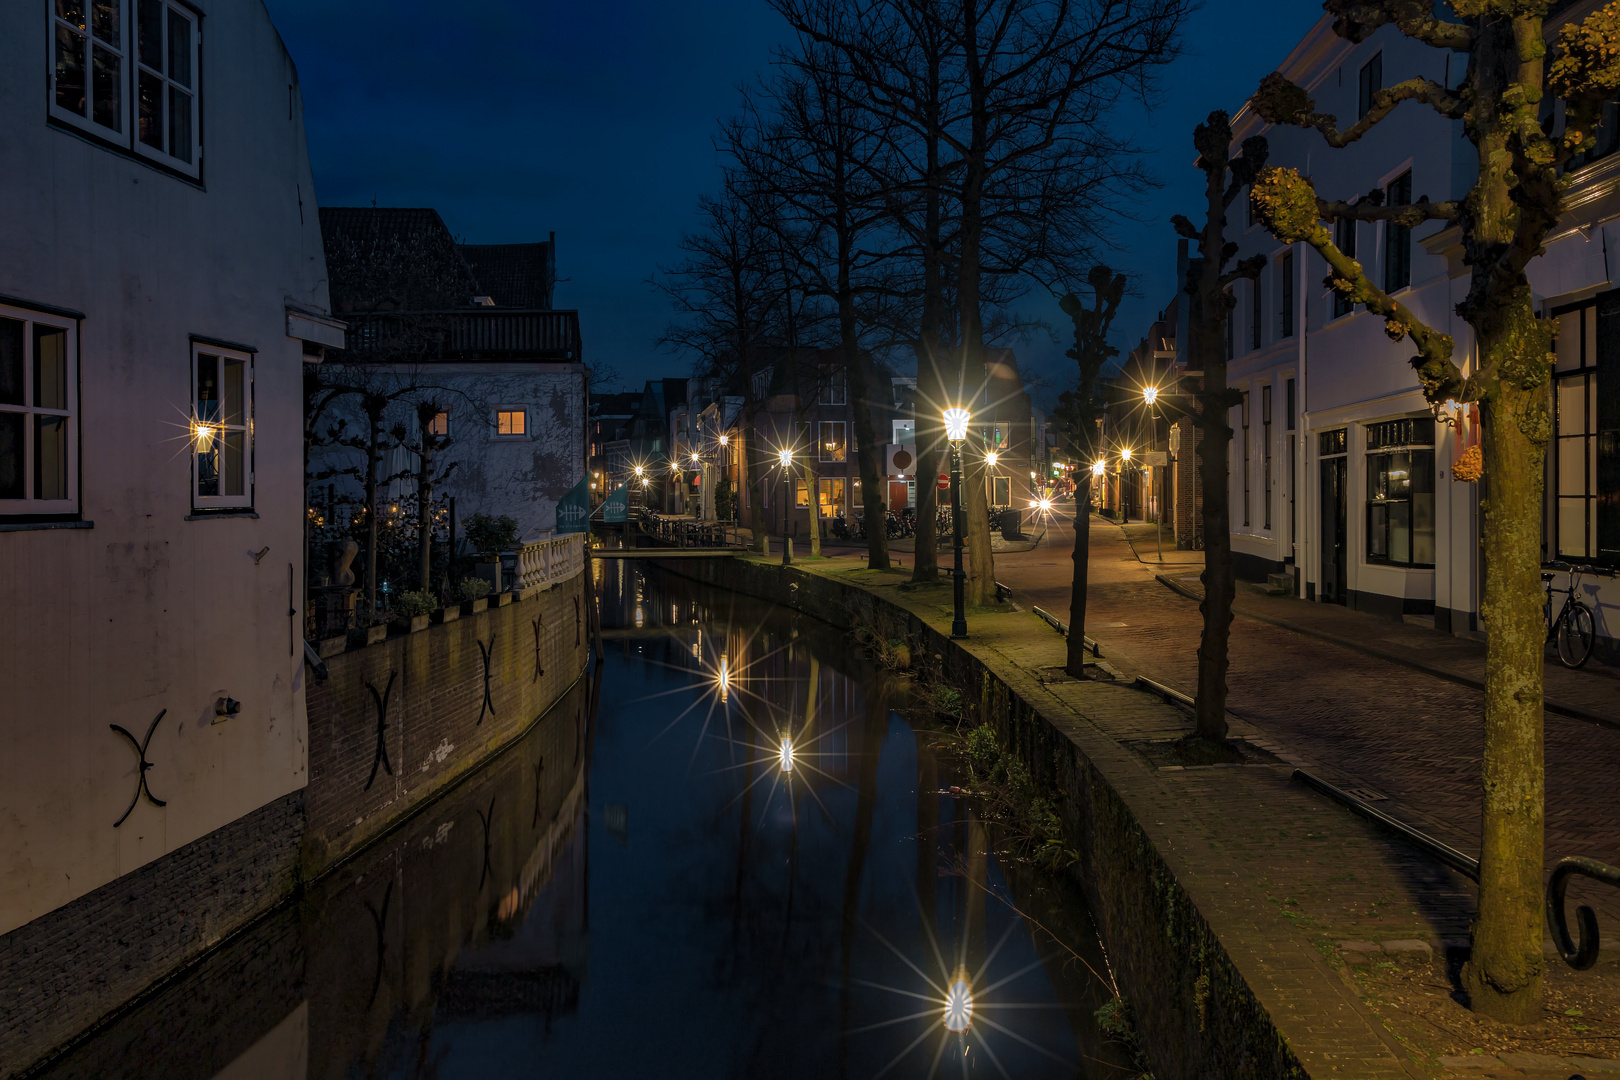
[1557,377,1589,436]
[138,0,163,69]
[35,416,68,500]
[1369,503,1388,559]
[0,412,24,499]
[196,353,219,421]
[197,440,219,496]
[1555,310,1584,371]
[57,1,87,25]
[168,7,191,86]
[34,328,67,410]
[223,358,244,426]
[1390,500,1411,564]
[0,317,24,407]
[794,479,809,507]
[1559,498,1590,558]
[223,430,244,497]
[55,25,87,116]
[90,0,118,45]
[138,71,163,149]
[820,422,847,462]
[92,45,120,130]
[1559,436,1588,496]
[168,87,191,162]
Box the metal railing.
[510,533,585,593]
[636,511,746,549]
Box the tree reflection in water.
[34,562,1131,1080]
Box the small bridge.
[591,547,741,559]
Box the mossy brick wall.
[303,574,590,874]
[656,555,1305,1080]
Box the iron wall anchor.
[111,710,167,827]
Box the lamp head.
[985,451,998,467]
[634,464,644,477]
[1120,446,1132,462]
[718,433,729,446]
[1091,459,1105,477]
[943,407,971,443]
[1143,385,1159,406]
[778,447,793,467]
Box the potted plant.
[390,590,436,635]
[451,576,492,616]
[464,513,519,593]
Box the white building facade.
[0,0,338,940]
[1222,7,1618,649]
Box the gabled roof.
[319,207,479,314]
[457,242,554,309]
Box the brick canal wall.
[1,573,589,1079]
[655,555,1305,1080]
[302,576,590,873]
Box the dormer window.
[48,1,201,180]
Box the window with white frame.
[1550,298,1603,561]
[48,0,201,178]
[192,345,252,509]
[494,407,527,437]
[818,365,847,405]
[0,306,79,516]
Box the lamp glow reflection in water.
[944,978,973,1032]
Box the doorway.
[1319,450,1348,604]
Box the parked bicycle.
[1543,561,1598,669]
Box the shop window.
[1365,417,1434,567]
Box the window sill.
[0,519,93,533]
[186,511,259,521]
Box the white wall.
[0,1,330,934]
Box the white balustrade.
[511,533,585,594]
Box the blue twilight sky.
[265,0,1325,404]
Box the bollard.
[783,537,794,565]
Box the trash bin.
[999,509,1024,541]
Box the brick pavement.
[990,515,1620,933]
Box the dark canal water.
[39,562,1129,1080]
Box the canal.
[36,561,1132,1080]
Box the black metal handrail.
[1547,855,1620,970]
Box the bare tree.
[1055,265,1125,677]
[654,188,784,551]
[1245,0,1620,1021]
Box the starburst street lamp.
[943,977,973,1032]
[1142,384,1159,406]
[943,406,970,639]
[778,446,794,565]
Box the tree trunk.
[964,453,995,604]
[841,320,889,570]
[746,415,768,552]
[1460,309,1549,1024]
[417,441,434,592]
[1193,362,1234,743]
[1065,472,1093,676]
[803,456,822,557]
[364,417,381,620]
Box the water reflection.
[36,560,1128,1080]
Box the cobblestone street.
[991,513,1620,931]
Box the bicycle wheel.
[1556,601,1596,669]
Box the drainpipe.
[1296,240,1309,599]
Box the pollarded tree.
[1170,114,1267,749]
[1246,0,1620,1023]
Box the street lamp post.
[1143,386,1164,562]
[778,447,793,565]
[943,407,971,639]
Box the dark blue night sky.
[266,0,1324,401]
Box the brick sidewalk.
[988,515,1620,932]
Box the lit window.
[192,345,253,510]
[819,421,846,462]
[427,411,449,437]
[49,0,202,179]
[0,305,79,516]
[495,408,526,437]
